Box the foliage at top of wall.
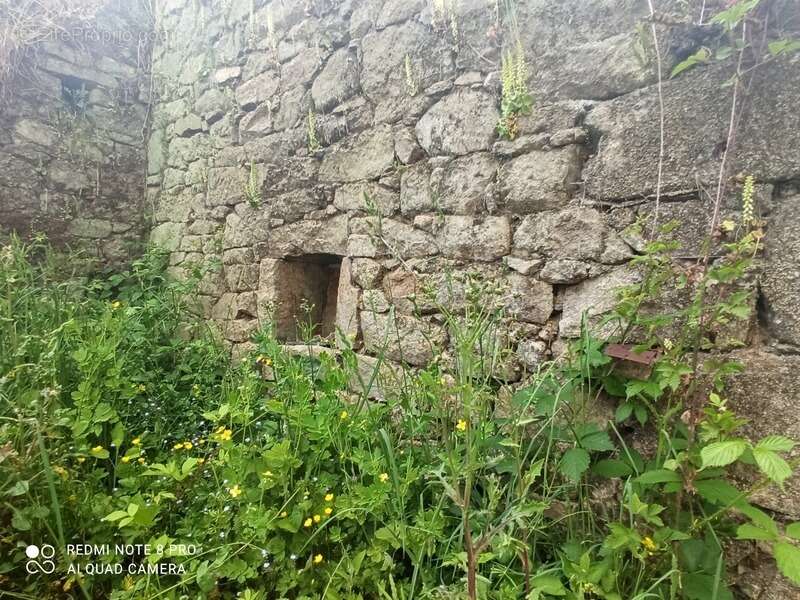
[0,0,104,103]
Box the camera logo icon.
[25,544,56,574]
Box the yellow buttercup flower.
[92,445,104,453]
[216,428,232,441]
[111,301,121,309]
[280,511,288,518]
[340,410,349,420]
[137,457,146,464]
[324,506,333,516]
[53,466,68,478]
[182,441,193,450]
[121,456,131,464]
[173,442,184,451]
[324,493,334,502]
[313,514,321,523]
[197,457,205,464]
[77,457,86,463]
[228,485,242,498]
[642,536,657,552]
[379,472,389,483]
[262,470,274,478]
[313,553,323,564]
[303,518,313,528]
[456,419,467,432]
[132,437,141,446]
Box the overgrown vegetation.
[2,188,799,599]
[0,0,104,102]
[243,161,262,208]
[3,0,800,598]
[306,109,321,154]
[497,43,532,141]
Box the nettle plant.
[556,202,800,596]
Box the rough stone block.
[500,147,582,213]
[560,266,641,338]
[334,182,399,216]
[431,153,498,215]
[416,88,499,156]
[438,216,511,261]
[311,47,360,112]
[319,124,395,183]
[268,215,348,257]
[235,70,280,110]
[584,61,800,200]
[361,310,446,367]
[760,189,800,347]
[503,274,553,325]
[514,207,630,263]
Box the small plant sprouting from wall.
[740,173,756,227]
[306,109,321,153]
[404,54,419,96]
[431,0,460,42]
[497,42,533,140]
[243,161,262,208]
[266,8,278,53]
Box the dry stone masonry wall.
[0,1,154,262]
[146,4,800,346]
[2,3,796,588]
[145,3,800,545]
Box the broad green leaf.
[700,440,748,468]
[739,504,779,536]
[634,403,648,425]
[11,512,31,531]
[710,0,760,30]
[774,541,800,585]
[89,447,110,459]
[181,457,199,475]
[755,435,795,453]
[615,401,633,422]
[6,480,29,497]
[111,422,125,448]
[530,573,566,595]
[579,429,615,452]
[753,448,792,484]
[787,523,800,540]
[635,469,682,484]
[559,448,590,482]
[103,510,129,522]
[694,479,744,507]
[592,459,633,478]
[736,523,777,542]
[671,47,710,78]
[768,39,800,56]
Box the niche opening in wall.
[60,75,91,115]
[274,254,343,343]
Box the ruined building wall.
[142,2,799,588]
[0,0,153,262]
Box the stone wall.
[146,3,799,346]
[0,0,795,593]
[0,0,153,262]
[145,1,799,580]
